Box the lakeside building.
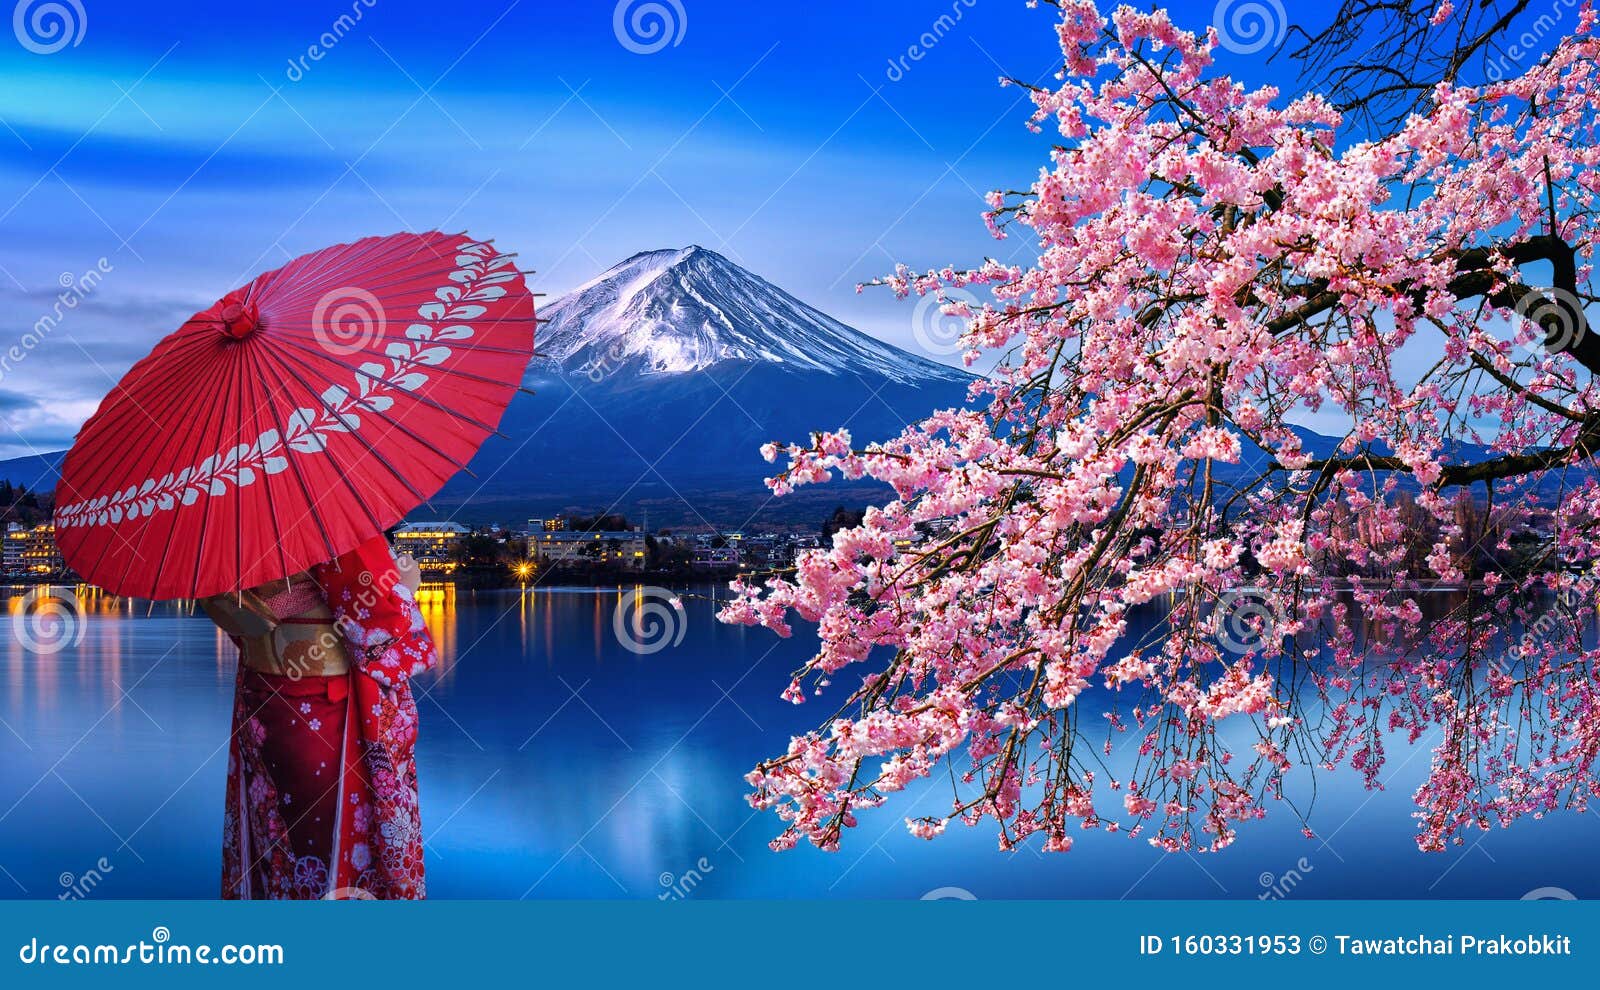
[533,528,648,570]
[3,523,65,577]
[392,522,469,574]
[692,545,741,569]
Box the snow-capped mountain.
[0,249,975,527]
[534,246,968,385]
[6,243,1581,529]
[432,247,973,523]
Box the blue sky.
[0,0,1575,460]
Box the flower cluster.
[722,1,1600,855]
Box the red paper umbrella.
[52,230,536,600]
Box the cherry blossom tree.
[721,0,1600,854]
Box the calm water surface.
[0,583,1594,900]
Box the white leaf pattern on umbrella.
[53,239,509,530]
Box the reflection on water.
[0,583,1595,900]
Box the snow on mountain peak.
[535,246,967,384]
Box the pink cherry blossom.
[723,0,1600,856]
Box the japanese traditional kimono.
[216,537,438,900]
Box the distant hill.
[424,245,975,528]
[1,247,1575,530]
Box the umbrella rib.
[59,328,222,455]
[181,333,256,601]
[69,343,235,599]
[250,347,387,565]
[255,344,437,513]
[250,230,437,303]
[259,231,467,310]
[247,350,344,581]
[280,333,531,394]
[264,334,517,436]
[58,230,538,599]
[238,333,292,591]
[120,334,243,600]
[257,321,544,345]
[263,342,480,480]
[295,231,462,291]
[277,250,509,301]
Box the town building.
[532,528,648,570]
[392,522,469,574]
[3,523,65,577]
[692,545,741,569]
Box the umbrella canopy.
[53,230,536,600]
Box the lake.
[0,583,1593,900]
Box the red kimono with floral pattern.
[221,537,438,899]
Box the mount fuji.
[535,246,963,384]
[429,246,974,526]
[5,246,1566,531]
[0,246,973,529]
